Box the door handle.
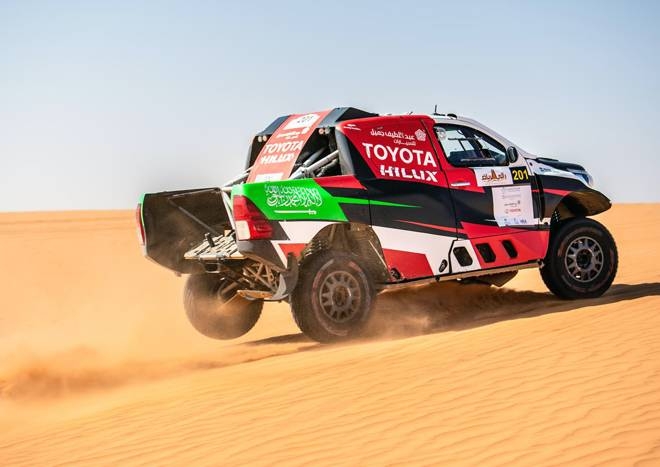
[451,181,471,187]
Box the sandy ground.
[0,205,659,466]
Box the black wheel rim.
[318,270,362,323]
[564,235,604,283]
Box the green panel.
[233,179,349,221]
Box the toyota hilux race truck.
[137,107,618,342]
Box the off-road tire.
[541,217,618,299]
[291,250,375,343]
[184,274,262,339]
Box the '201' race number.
[511,168,530,182]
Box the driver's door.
[427,122,543,272]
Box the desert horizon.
[1,204,659,465]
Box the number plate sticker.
[510,167,531,183]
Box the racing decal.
[381,249,434,279]
[236,180,336,220]
[235,178,413,222]
[449,240,481,273]
[473,167,512,187]
[314,175,366,190]
[266,184,324,212]
[526,160,583,183]
[272,221,336,264]
[372,225,454,277]
[278,242,307,259]
[235,179,347,221]
[395,219,460,235]
[542,188,572,197]
[460,222,529,238]
[247,110,332,183]
[337,118,446,187]
[468,230,549,269]
[492,185,535,227]
[510,167,531,183]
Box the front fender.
[543,185,611,219]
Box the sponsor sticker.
[368,128,426,147]
[414,129,427,141]
[529,161,580,180]
[275,131,302,140]
[283,113,321,133]
[341,120,442,186]
[361,143,439,182]
[247,110,332,182]
[474,167,512,187]
[492,184,535,226]
[254,173,284,182]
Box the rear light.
[135,203,146,246]
[232,195,273,240]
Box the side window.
[435,124,507,167]
[471,129,507,165]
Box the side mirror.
[506,146,519,164]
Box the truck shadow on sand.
[3,282,657,401]
[251,281,660,345]
[438,282,660,333]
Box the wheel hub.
[565,236,604,283]
[319,271,362,323]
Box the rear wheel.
[291,250,375,343]
[184,274,262,339]
[541,217,618,299]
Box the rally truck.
[136,107,618,342]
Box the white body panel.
[372,225,454,275]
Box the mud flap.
[270,253,299,301]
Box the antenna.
[433,104,440,115]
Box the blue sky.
[1,0,659,211]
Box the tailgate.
[140,188,231,274]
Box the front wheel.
[291,250,375,343]
[541,217,618,299]
[184,274,263,339]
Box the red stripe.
[315,175,366,190]
[397,219,463,235]
[381,249,434,279]
[278,243,307,258]
[543,188,571,197]
[460,221,527,238]
[469,231,549,268]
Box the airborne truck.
[137,108,618,342]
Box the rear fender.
[283,223,389,283]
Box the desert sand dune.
[1,205,659,465]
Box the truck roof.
[429,113,522,153]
